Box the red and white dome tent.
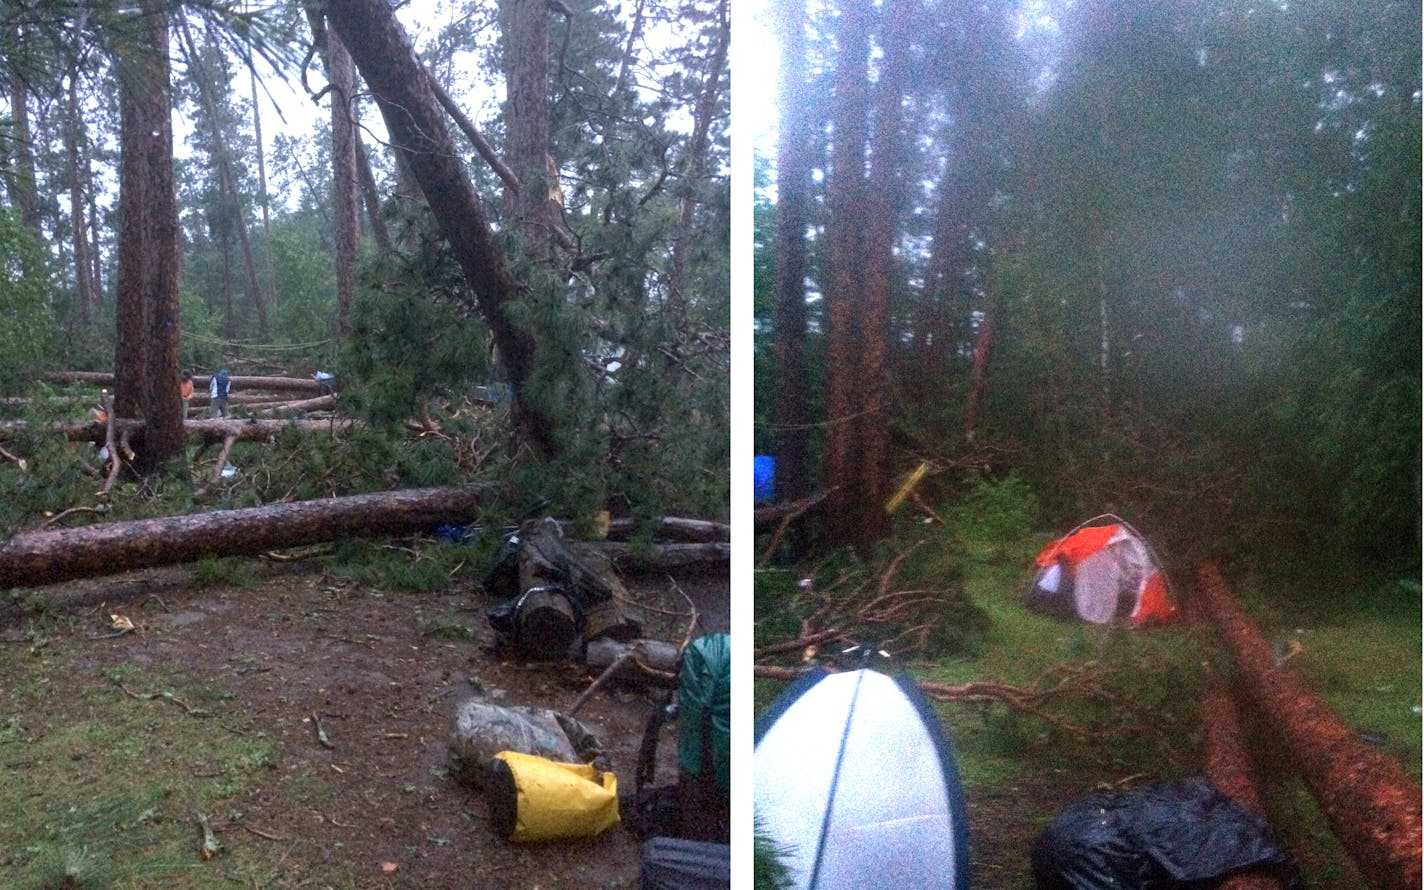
[1023,514,1177,627]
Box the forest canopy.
[753,0,1420,577]
[0,0,730,522]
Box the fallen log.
[753,490,828,529]
[584,637,682,688]
[44,371,323,394]
[0,485,490,588]
[1200,674,1288,890]
[570,541,729,572]
[0,417,352,446]
[1196,561,1422,890]
[252,394,339,416]
[604,517,730,543]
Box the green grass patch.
[0,655,284,889]
[191,556,261,590]
[755,488,1419,889]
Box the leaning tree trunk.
[1196,562,1421,890]
[0,486,491,588]
[325,0,562,459]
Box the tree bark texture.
[821,0,873,547]
[852,0,913,537]
[1199,674,1287,890]
[0,486,490,589]
[328,27,360,339]
[501,0,559,255]
[325,0,561,459]
[1196,561,1421,890]
[770,0,813,505]
[114,1,184,474]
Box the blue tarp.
[754,455,775,502]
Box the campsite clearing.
[0,556,728,888]
[754,522,1421,890]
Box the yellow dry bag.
[487,750,620,842]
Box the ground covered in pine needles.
[0,554,728,889]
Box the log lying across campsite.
[0,417,351,446]
[1196,562,1422,890]
[44,371,323,394]
[0,485,490,588]
[1199,676,1286,890]
[570,540,730,572]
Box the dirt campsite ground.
[0,555,729,890]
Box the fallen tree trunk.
[44,371,322,394]
[1200,674,1288,890]
[570,541,729,572]
[753,490,828,529]
[0,485,490,588]
[1196,561,1422,890]
[605,517,730,543]
[253,394,339,416]
[0,417,351,446]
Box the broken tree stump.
[0,485,491,588]
[1196,561,1422,890]
[498,519,642,657]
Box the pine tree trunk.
[614,0,645,95]
[0,486,490,589]
[329,29,360,340]
[821,0,872,547]
[770,0,812,507]
[502,0,557,255]
[65,70,97,329]
[6,44,42,236]
[353,129,394,254]
[325,0,562,459]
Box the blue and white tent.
[754,667,971,889]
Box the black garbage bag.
[1032,777,1302,890]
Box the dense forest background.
[753,0,1420,582]
[0,0,729,524]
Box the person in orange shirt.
[180,372,194,418]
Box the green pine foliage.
[0,210,54,392]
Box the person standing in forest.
[180,371,194,418]
[208,368,232,418]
